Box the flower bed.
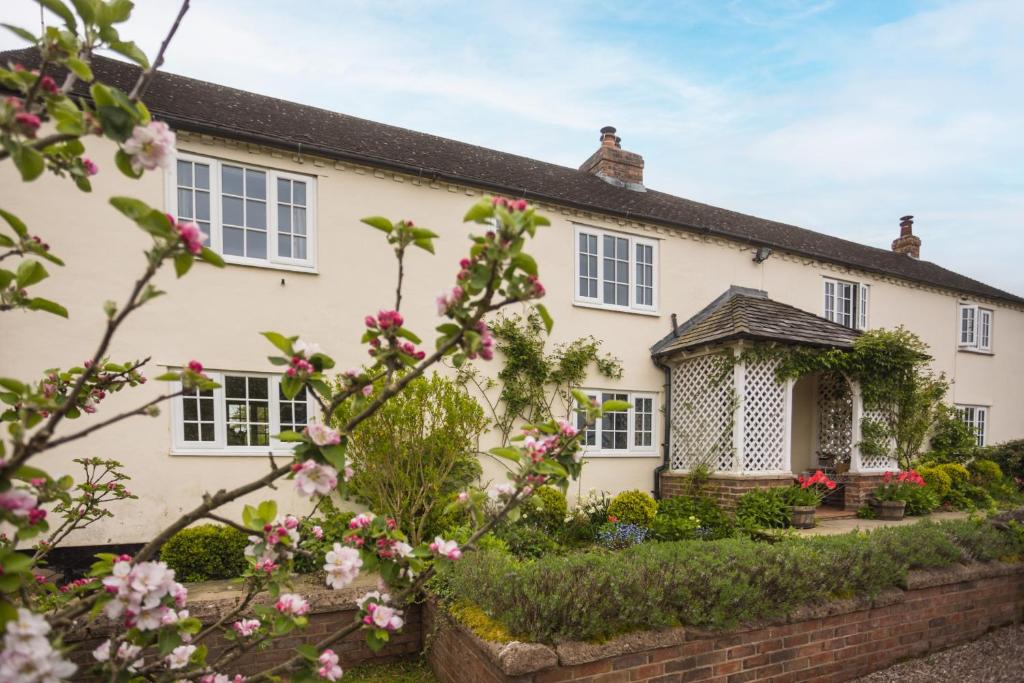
[427,560,1024,682]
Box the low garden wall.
[426,561,1024,683]
[660,472,889,512]
[64,576,422,676]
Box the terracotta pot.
[791,505,816,529]
[871,499,906,521]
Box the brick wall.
[427,562,1024,683]
[839,473,888,511]
[65,579,421,677]
[661,473,794,510]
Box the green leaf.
[27,297,68,318]
[65,56,93,81]
[257,500,278,525]
[1,24,37,43]
[0,552,33,574]
[395,328,422,344]
[10,145,44,181]
[199,246,225,267]
[463,201,493,223]
[277,430,304,442]
[68,0,97,24]
[38,0,77,31]
[512,253,538,276]
[489,446,521,462]
[321,444,347,472]
[0,209,28,238]
[261,332,294,355]
[280,374,303,400]
[15,260,47,287]
[360,216,393,233]
[96,105,135,141]
[0,235,14,248]
[108,196,152,221]
[535,303,554,334]
[114,149,142,178]
[602,399,630,413]
[173,252,193,278]
[0,378,25,393]
[157,627,182,656]
[296,644,319,662]
[108,39,149,68]
[413,237,435,254]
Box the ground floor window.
[171,370,315,454]
[575,390,657,455]
[956,404,988,447]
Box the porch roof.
[651,286,860,357]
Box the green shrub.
[969,459,1003,486]
[607,490,657,527]
[937,463,970,488]
[295,499,356,574]
[917,466,952,500]
[443,518,1023,643]
[896,484,940,516]
[521,486,567,533]
[559,510,598,545]
[651,514,702,542]
[927,406,980,464]
[494,522,562,559]
[735,488,790,529]
[656,496,734,540]
[160,524,249,583]
[985,439,1024,484]
[334,372,487,544]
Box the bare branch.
[43,390,180,452]
[128,0,190,102]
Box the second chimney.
[579,126,645,191]
[891,215,921,259]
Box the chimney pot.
[580,126,645,191]
[892,214,921,258]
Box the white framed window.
[956,404,988,447]
[574,390,658,455]
[573,225,658,313]
[823,277,869,329]
[166,153,317,272]
[170,370,316,455]
[958,304,993,352]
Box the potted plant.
[784,470,837,529]
[870,470,927,520]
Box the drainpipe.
[652,355,672,499]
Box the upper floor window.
[574,225,657,313]
[958,303,992,352]
[171,370,314,454]
[823,278,869,329]
[956,404,988,446]
[574,390,657,455]
[167,153,316,271]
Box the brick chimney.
[891,215,921,258]
[579,126,645,191]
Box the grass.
[343,657,436,682]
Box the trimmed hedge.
[443,517,1023,643]
[160,524,249,583]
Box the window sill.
[582,451,660,458]
[572,301,660,317]
[221,255,319,275]
[170,449,296,457]
[958,348,994,356]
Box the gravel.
[854,624,1024,682]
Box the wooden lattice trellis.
[741,357,786,472]
[860,406,898,471]
[669,354,734,471]
[816,372,853,467]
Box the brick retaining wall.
[661,473,794,510]
[426,561,1024,683]
[65,577,421,677]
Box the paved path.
[795,510,969,536]
[853,624,1024,682]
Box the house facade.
[2,52,1023,544]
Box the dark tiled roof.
[4,48,1021,305]
[650,286,861,356]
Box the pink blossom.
[324,543,363,589]
[557,419,579,437]
[304,423,341,446]
[232,618,260,637]
[349,513,375,529]
[38,75,58,94]
[82,158,98,176]
[187,360,204,374]
[165,644,196,669]
[527,275,546,298]
[254,558,277,573]
[364,315,377,329]
[344,466,355,482]
[457,491,470,503]
[318,649,343,681]
[436,285,464,316]
[311,525,324,540]
[0,489,38,517]
[429,536,462,561]
[274,593,309,616]
[376,309,403,330]
[365,602,404,631]
[122,120,176,173]
[293,339,321,357]
[13,112,40,138]
[175,219,205,255]
[293,460,338,497]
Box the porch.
[651,286,897,510]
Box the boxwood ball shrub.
[607,490,658,527]
[917,465,952,500]
[444,518,1023,643]
[523,486,568,533]
[160,524,250,583]
[969,459,1003,486]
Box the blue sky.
[4,1,1022,294]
